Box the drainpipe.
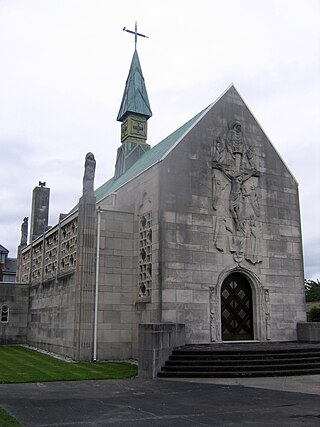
[93,206,102,361]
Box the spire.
[117,49,152,122]
[114,24,152,179]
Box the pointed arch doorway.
[221,273,254,341]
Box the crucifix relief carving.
[212,120,262,265]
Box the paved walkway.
[164,374,320,396]
[0,376,320,426]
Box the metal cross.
[123,22,149,49]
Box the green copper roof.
[94,104,210,204]
[117,49,152,122]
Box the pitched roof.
[0,245,9,254]
[94,104,211,204]
[117,49,152,122]
[68,104,209,215]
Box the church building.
[1,39,306,365]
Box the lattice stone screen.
[21,248,31,283]
[60,219,77,274]
[138,211,152,299]
[44,230,59,280]
[19,214,78,283]
[31,242,43,283]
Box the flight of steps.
[158,342,320,378]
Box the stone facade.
[3,85,306,361]
[156,87,305,343]
[0,283,29,344]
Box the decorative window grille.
[31,243,43,282]
[138,211,152,299]
[21,249,31,283]
[1,305,9,323]
[60,219,78,274]
[44,231,59,280]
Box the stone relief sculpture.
[242,184,261,218]
[212,176,228,211]
[209,286,217,341]
[264,289,271,339]
[82,152,96,195]
[212,136,226,164]
[244,215,262,264]
[212,120,262,265]
[20,217,28,246]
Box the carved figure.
[82,152,96,195]
[227,120,245,157]
[214,217,232,252]
[244,215,262,264]
[211,120,262,265]
[212,176,228,211]
[209,287,216,341]
[218,166,254,230]
[242,184,260,217]
[20,217,28,246]
[212,136,226,165]
[245,142,256,169]
[265,290,271,339]
[210,310,216,341]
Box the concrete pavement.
[0,376,320,426]
[163,374,320,396]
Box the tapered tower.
[114,30,152,178]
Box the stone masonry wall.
[98,165,161,359]
[27,273,76,358]
[159,86,305,343]
[0,283,29,344]
[95,209,136,359]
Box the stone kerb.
[138,323,186,379]
[297,322,320,342]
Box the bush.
[308,305,320,322]
[305,279,320,302]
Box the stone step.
[158,367,320,378]
[165,357,320,366]
[162,362,320,372]
[169,352,320,361]
[172,347,320,355]
[158,343,320,378]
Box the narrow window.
[1,305,9,323]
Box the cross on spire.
[123,22,149,49]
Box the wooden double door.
[221,274,253,341]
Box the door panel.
[221,274,253,341]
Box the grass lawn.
[0,407,23,427]
[0,346,137,384]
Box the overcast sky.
[0,0,319,279]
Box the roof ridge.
[94,105,209,204]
